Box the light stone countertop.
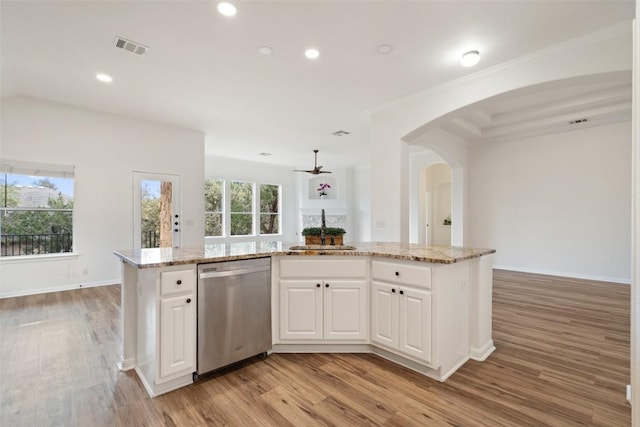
[114,241,495,269]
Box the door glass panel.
[134,172,179,249]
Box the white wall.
[468,121,631,283]
[204,155,298,242]
[0,97,205,297]
[630,2,639,422]
[351,164,371,242]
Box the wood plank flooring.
[0,270,631,426]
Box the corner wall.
[468,121,632,283]
[0,97,205,297]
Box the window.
[204,178,224,237]
[260,184,280,234]
[1,160,74,257]
[205,179,282,238]
[230,181,254,235]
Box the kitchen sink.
[288,245,357,251]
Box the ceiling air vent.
[569,118,589,125]
[114,36,148,56]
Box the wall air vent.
[569,118,589,125]
[332,130,350,136]
[114,36,148,56]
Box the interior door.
[133,172,180,249]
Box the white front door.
[133,172,180,249]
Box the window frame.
[204,178,225,238]
[0,159,75,258]
[229,180,255,236]
[204,178,283,240]
[259,183,281,236]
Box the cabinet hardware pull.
[399,290,404,295]
[395,271,399,276]
[186,298,191,303]
[176,280,182,285]
[316,283,321,288]
[391,288,396,293]
[325,283,330,288]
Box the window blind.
[0,159,75,178]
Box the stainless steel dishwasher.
[196,257,271,378]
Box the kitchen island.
[114,242,495,397]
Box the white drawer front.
[371,260,431,289]
[280,258,367,279]
[160,268,195,296]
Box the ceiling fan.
[294,149,332,175]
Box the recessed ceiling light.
[257,46,274,55]
[376,44,393,55]
[259,152,272,157]
[461,50,480,67]
[217,2,237,17]
[96,73,113,83]
[304,48,320,59]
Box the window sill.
[0,252,79,264]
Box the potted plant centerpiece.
[301,227,346,245]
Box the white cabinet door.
[371,281,398,349]
[159,293,196,378]
[323,280,368,340]
[398,287,432,364]
[279,280,323,340]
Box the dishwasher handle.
[199,265,270,279]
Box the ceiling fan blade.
[294,150,330,175]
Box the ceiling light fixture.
[376,44,393,55]
[304,48,320,59]
[461,50,480,67]
[257,46,274,55]
[217,2,237,17]
[332,130,350,136]
[96,73,113,83]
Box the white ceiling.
[1,1,635,169]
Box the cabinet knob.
[316,283,321,288]
[325,283,330,288]
[186,298,191,303]
[395,271,400,276]
[391,288,396,293]
[176,280,182,285]
[399,290,404,295]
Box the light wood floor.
[0,270,631,426]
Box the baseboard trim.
[470,340,496,361]
[0,280,119,299]
[493,265,630,285]
[118,357,136,372]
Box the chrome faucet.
[320,209,326,245]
